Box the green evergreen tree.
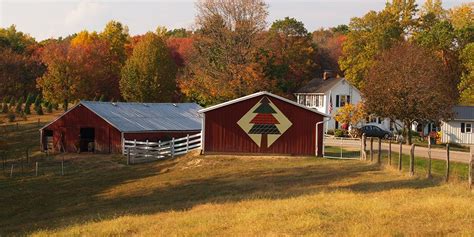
[24,103,31,114]
[9,97,16,108]
[46,103,53,113]
[35,104,44,115]
[1,103,9,113]
[99,94,106,102]
[34,94,42,108]
[15,97,23,113]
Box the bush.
[326,129,335,135]
[1,103,8,113]
[35,105,44,115]
[9,97,16,107]
[24,103,31,114]
[7,113,15,122]
[46,103,53,113]
[2,96,9,104]
[334,129,348,137]
[15,97,23,113]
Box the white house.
[295,72,395,132]
[441,106,474,144]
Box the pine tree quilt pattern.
[237,97,292,148]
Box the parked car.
[360,125,392,139]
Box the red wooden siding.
[203,95,324,156]
[43,105,123,153]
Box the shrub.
[1,103,8,114]
[7,113,16,122]
[46,103,53,113]
[9,97,16,107]
[326,129,335,135]
[24,103,31,114]
[2,96,9,104]
[334,129,347,137]
[99,95,106,102]
[35,105,44,115]
[15,97,23,113]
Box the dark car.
[360,125,392,139]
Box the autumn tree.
[36,40,74,111]
[339,0,417,88]
[312,28,347,76]
[179,0,271,105]
[120,32,177,102]
[362,42,456,145]
[334,103,367,127]
[265,17,317,96]
[459,43,474,105]
[100,20,129,65]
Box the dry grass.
[1,119,473,236]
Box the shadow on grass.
[339,178,442,193]
[0,155,445,235]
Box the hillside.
[0,118,473,236]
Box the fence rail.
[122,133,202,164]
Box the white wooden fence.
[122,133,201,164]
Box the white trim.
[201,113,206,153]
[198,91,329,117]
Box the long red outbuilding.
[40,101,202,153]
[199,91,328,156]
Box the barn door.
[80,128,95,152]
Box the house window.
[336,95,350,107]
[301,94,324,108]
[462,123,472,133]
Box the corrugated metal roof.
[453,106,474,121]
[80,101,202,132]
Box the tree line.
[0,0,472,114]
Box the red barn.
[40,101,202,153]
[199,91,328,156]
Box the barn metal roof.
[42,101,203,133]
[453,106,474,121]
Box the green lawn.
[325,145,470,180]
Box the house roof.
[42,101,203,133]
[453,106,474,121]
[199,91,329,117]
[296,77,343,94]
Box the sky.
[0,0,468,41]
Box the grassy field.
[1,119,473,236]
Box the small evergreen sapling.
[46,103,53,113]
[15,97,24,113]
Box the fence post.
[186,134,190,153]
[409,144,415,176]
[388,139,392,166]
[469,145,473,190]
[398,141,402,171]
[427,138,432,179]
[35,162,38,176]
[146,140,149,158]
[377,138,381,164]
[370,137,374,162]
[127,148,131,165]
[171,138,175,158]
[360,134,365,160]
[61,156,64,176]
[446,143,450,182]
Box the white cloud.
[65,0,104,26]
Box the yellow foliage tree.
[334,103,367,127]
